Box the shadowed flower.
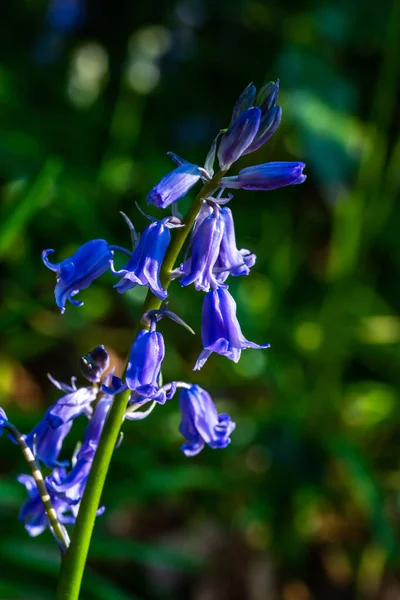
[47,397,110,505]
[220,162,306,191]
[42,239,113,313]
[18,471,75,537]
[179,385,235,456]
[180,203,225,292]
[218,107,261,170]
[147,163,202,208]
[195,288,270,370]
[111,217,175,300]
[102,319,174,405]
[214,206,256,284]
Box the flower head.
[111,217,173,300]
[102,319,173,405]
[24,418,72,468]
[180,203,225,292]
[47,397,110,505]
[195,288,270,370]
[179,385,235,456]
[147,163,202,208]
[46,375,97,429]
[214,207,256,284]
[42,239,113,313]
[218,107,261,170]
[18,471,75,537]
[221,162,306,191]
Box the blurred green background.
[1,0,400,598]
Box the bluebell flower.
[180,204,225,292]
[48,397,110,505]
[217,80,281,169]
[0,407,7,435]
[111,218,173,300]
[24,375,97,466]
[179,385,235,456]
[24,418,72,468]
[214,207,256,284]
[217,107,261,170]
[195,288,270,370]
[42,239,113,313]
[220,162,306,191]
[46,375,97,429]
[18,471,75,537]
[147,163,202,209]
[102,320,174,405]
[80,345,110,383]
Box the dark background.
[1,0,400,598]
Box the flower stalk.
[55,170,226,600]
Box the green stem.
[55,170,225,600]
[4,421,69,553]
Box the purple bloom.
[48,397,110,505]
[18,471,75,537]
[180,204,225,292]
[42,239,113,313]
[111,218,172,300]
[102,320,173,405]
[242,105,282,155]
[46,375,97,429]
[195,288,270,370]
[220,162,306,191]
[218,107,261,170]
[179,385,235,456]
[214,207,256,284]
[80,345,109,383]
[25,418,72,468]
[231,83,257,121]
[147,163,202,208]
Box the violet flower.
[80,345,110,383]
[180,204,225,292]
[42,239,113,314]
[24,418,72,468]
[47,397,110,505]
[0,407,7,435]
[179,385,235,456]
[217,107,261,170]
[46,375,97,429]
[18,471,75,537]
[102,319,173,405]
[214,207,256,284]
[195,288,270,370]
[220,162,306,191]
[147,163,202,209]
[111,217,173,300]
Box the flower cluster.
[1,79,305,541]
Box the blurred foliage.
[1,0,400,598]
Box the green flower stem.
[4,421,69,553]
[55,170,225,599]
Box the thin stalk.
[56,170,225,600]
[4,421,69,553]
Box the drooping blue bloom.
[24,418,72,468]
[48,397,110,505]
[147,163,202,208]
[220,162,306,191]
[179,385,236,456]
[18,471,75,537]
[102,320,173,405]
[217,107,261,170]
[180,204,225,292]
[42,240,113,313]
[80,345,109,383]
[0,407,7,436]
[195,288,270,370]
[111,218,172,300]
[24,375,97,466]
[46,375,97,429]
[214,207,256,284]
